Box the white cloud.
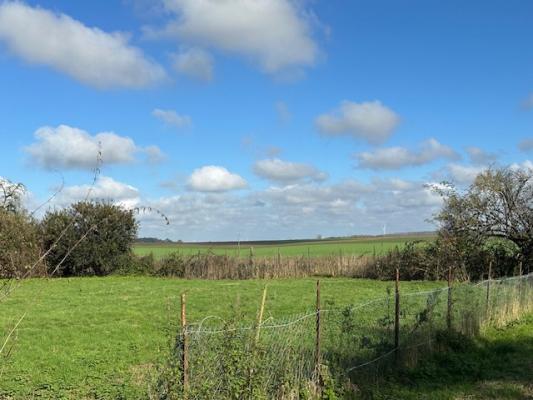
[172,47,214,81]
[148,0,318,74]
[0,2,165,88]
[315,100,400,144]
[465,146,498,165]
[56,176,140,208]
[187,165,247,192]
[356,138,459,170]
[144,145,166,164]
[137,178,443,241]
[253,158,326,183]
[510,160,533,171]
[446,163,486,184]
[518,138,533,152]
[25,125,163,170]
[152,108,192,129]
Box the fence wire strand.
[155,273,533,399]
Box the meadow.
[0,276,445,399]
[133,234,433,259]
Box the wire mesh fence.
[152,272,533,399]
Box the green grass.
[134,235,433,259]
[0,276,443,399]
[372,314,533,400]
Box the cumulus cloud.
[510,160,533,171]
[152,108,192,129]
[147,0,318,74]
[465,146,498,165]
[25,125,163,170]
[315,100,400,144]
[356,138,459,170]
[518,138,533,152]
[136,178,442,241]
[446,163,486,184]
[172,47,214,81]
[0,2,166,88]
[56,176,140,208]
[187,165,247,192]
[253,158,327,183]
[144,145,166,164]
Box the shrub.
[40,201,138,276]
[0,208,44,278]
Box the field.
[134,234,433,258]
[0,276,444,399]
[0,274,530,399]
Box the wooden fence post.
[315,280,322,392]
[181,293,189,398]
[255,286,267,344]
[447,266,453,330]
[485,260,492,318]
[394,269,400,352]
[248,286,268,396]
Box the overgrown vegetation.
[40,201,138,276]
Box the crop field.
[134,234,433,259]
[0,276,445,399]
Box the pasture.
[134,234,433,259]
[0,276,444,399]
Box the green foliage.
[372,316,533,399]
[435,167,533,273]
[40,201,138,276]
[0,208,44,278]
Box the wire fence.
[153,272,533,399]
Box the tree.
[0,178,25,213]
[0,179,44,278]
[41,201,138,276]
[435,166,533,273]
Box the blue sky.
[0,0,532,241]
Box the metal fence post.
[394,269,400,352]
[447,266,453,330]
[181,293,189,398]
[315,280,322,392]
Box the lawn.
[0,276,443,399]
[134,235,433,259]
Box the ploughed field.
[0,276,443,399]
[134,234,433,259]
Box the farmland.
[1,274,531,399]
[134,234,434,259]
[0,276,445,399]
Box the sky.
[0,0,532,241]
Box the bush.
[40,201,138,276]
[0,209,44,278]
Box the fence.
[155,272,533,399]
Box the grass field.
[1,276,530,399]
[134,234,433,259]
[0,276,444,399]
[374,314,533,399]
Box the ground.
[0,276,530,399]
